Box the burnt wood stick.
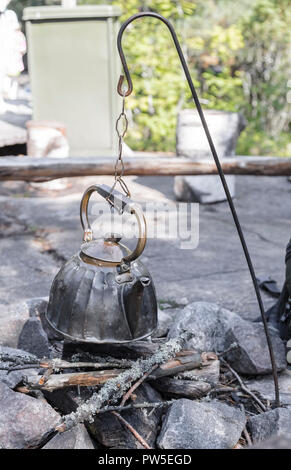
[62,338,161,361]
[1,348,200,372]
[24,351,205,392]
[27,369,121,391]
[38,332,191,434]
[39,359,130,370]
[151,377,211,398]
[150,352,202,378]
[0,155,290,182]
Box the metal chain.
[107,91,131,208]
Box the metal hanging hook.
[117,74,132,97]
[117,11,280,406]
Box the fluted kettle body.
[46,185,157,343]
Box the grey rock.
[26,297,49,317]
[174,174,235,204]
[154,308,179,338]
[176,109,246,159]
[245,370,291,406]
[250,434,291,449]
[0,234,59,306]
[248,408,291,443]
[43,424,95,449]
[89,384,163,449]
[0,370,8,381]
[0,381,60,449]
[0,211,27,236]
[0,345,38,363]
[0,297,52,349]
[0,301,30,348]
[26,297,63,341]
[224,322,286,375]
[168,302,232,351]
[0,368,39,389]
[168,302,286,375]
[18,317,51,359]
[157,399,246,449]
[0,346,39,389]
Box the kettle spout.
[120,273,156,340]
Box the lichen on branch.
[56,331,192,432]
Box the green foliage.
[110,0,197,151]
[184,12,245,112]
[10,0,291,155]
[237,126,291,157]
[111,0,248,151]
[238,0,291,137]
[233,0,291,155]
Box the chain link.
[107,91,131,208]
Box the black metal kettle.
[46,184,157,343]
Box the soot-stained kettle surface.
[46,184,158,343]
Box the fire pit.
[0,297,288,449]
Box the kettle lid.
[80,238,130,266]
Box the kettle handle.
[80,184,147,266]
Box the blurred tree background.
[10,0,291,155]
[9,0,59,19]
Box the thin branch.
[243,426,252,447]
[0,364,40,372]
[221,359,267,412]
[97,400,174,415]
[111,411,152,450]
[48,358,130,371]
[120,364,159,407]
[38,367,53,386]
[210,386,239,394]
[0,356,132,372]
[15,386,173,415]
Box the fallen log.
[0,155,291,182]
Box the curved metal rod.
[117,12,280,406]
